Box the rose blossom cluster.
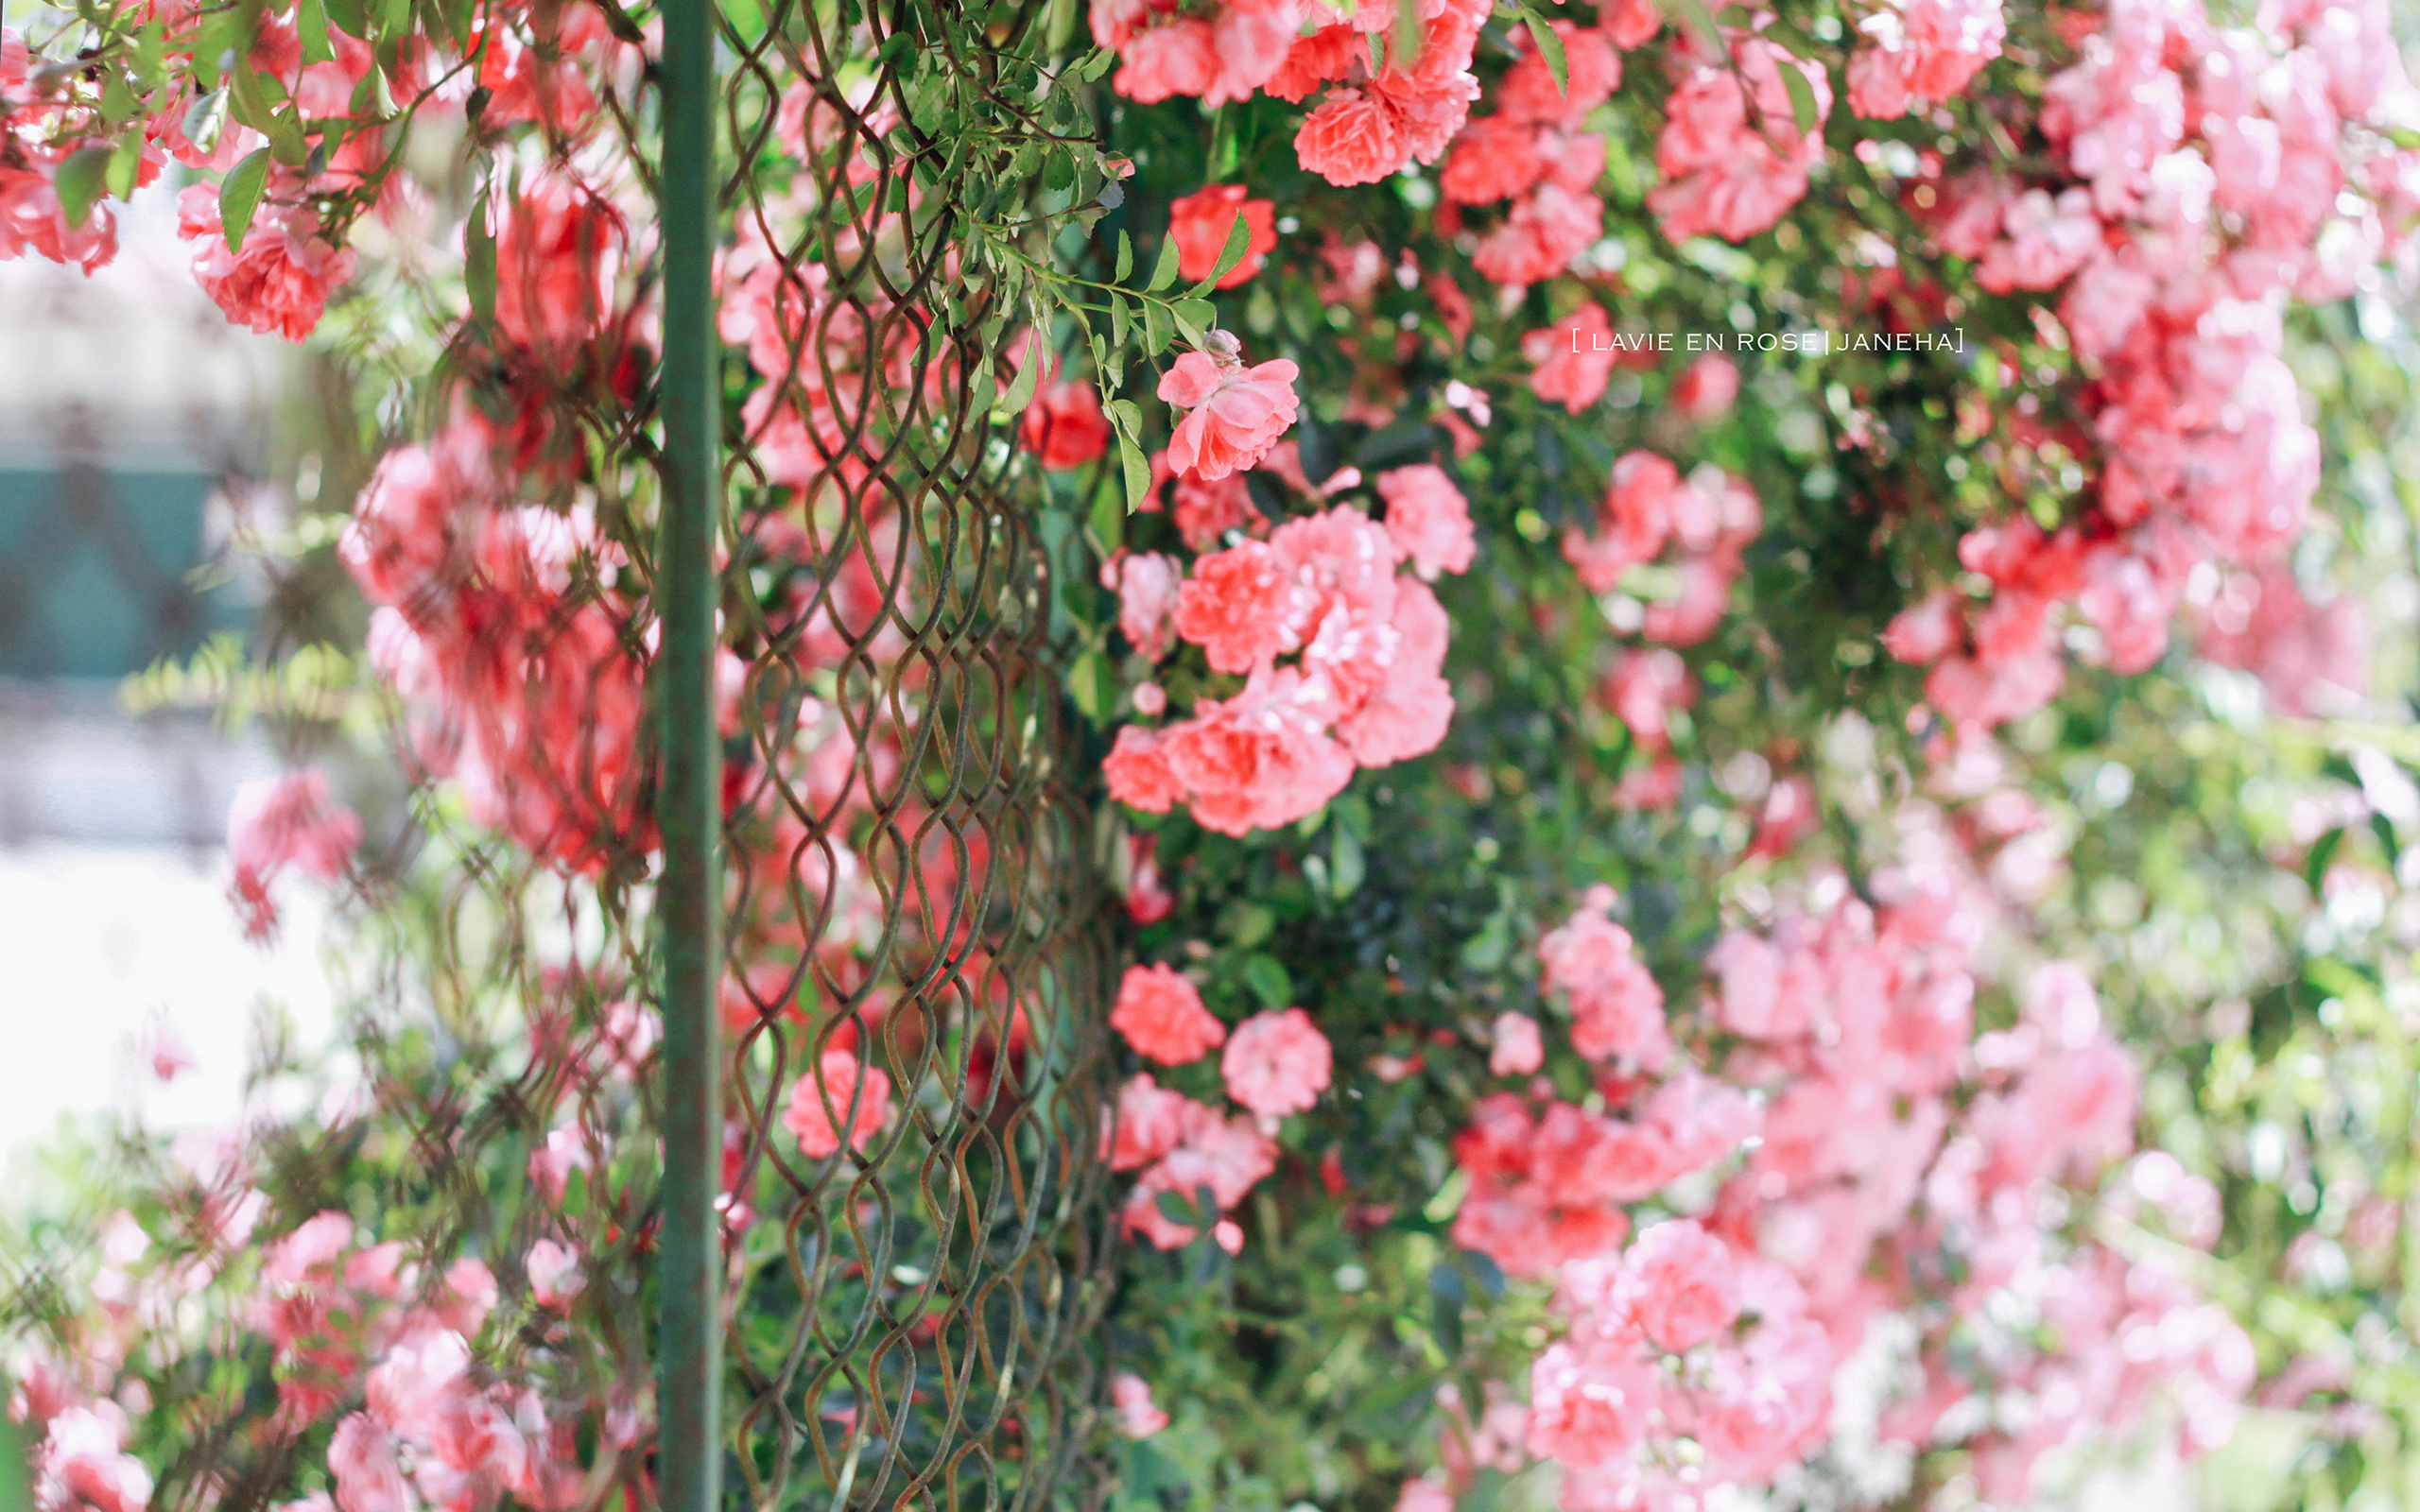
[1101,963,1334,1251]
[9,1201,616,1512]
[1438,22,1620,289]
[1887,0,2418,734]
[1413,794,2254,1509]
[340,422,652,874]
[1649,28,1835,244]
[1846,0,2008,121]
[226,768,365,942]
[1562,450,1763,650]
[1093,0,1492,188]
[1103,464,1476,836]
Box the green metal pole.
[655,0,720,1502]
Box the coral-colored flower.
[1473,183,1604,287]
[1111,963,1228,1066]
[1104,725,1184,814]
[177,185,356,343]
[226,769,365,943]
[1022,379,1113,469]
[1499,23,1620,124]
[1525,303,1617,413]
[1295,89,1408,186]
[1442,116,1547,206]
[1162,668,1357,834]
[1159,351,1302,482]
[781,1050,893,1159]
[1114,19,1218,102]
[1175,540,1303,672]
[1168,183,1279,288]
[1220,1007,1333,1118]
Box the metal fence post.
[656,0,722,1503]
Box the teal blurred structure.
[0,466,249,679]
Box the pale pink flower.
[1490,1013,1544,1076]
[1221,1007,1333,1118]
[781,1050,894,1160]
[525,1240,582,1310]
[1376,465,1476,580]
[1112,1373,1169,1437]
[1626,1220,1740,1352]
[1106,550,1184,662]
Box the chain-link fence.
[2,3,1122,1510]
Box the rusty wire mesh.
[0,5,1122,1512]
[703,5,1122,1508]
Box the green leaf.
[1521,11,1567,98]
[1778,60,1822,137]
[464,189,497,328]
[1658,0,1723,50]
[1239,953,1291,1013]
[1109,290,1132,349]
[298,0,336,64]
[1393,0,1424,72]
[2305,827,2345,896]
[1073,45,1116,82]
[1144,232,1181,293]
[1069,651,1114,722]
[1330,829,1364,900]
[1089,482,1125,554]
[1142,300,1173,354]
[1193,211,1253,293]
[1118,431,1152,513]
[993,342,1042,420]
[54,146,114,231]
[133,19,166,88]
[1115,230,1133,283]
[1170,297,1216,347]
[99,67,139,126]
[105,130,145,198]
[1106,397,1143,437]
[1152,1188,1203,1227]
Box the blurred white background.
[0,178,332,1172]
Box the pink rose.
[1168,182,1279,288]
[1159,351,1302,482]
[1175,540,1303,672]
[1626,1220,1740,1352]
[1220,1007,1333,1118]
[1294,89,1407,186]
[781,1050,894,1160]
[1490,1013,1545,1075]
